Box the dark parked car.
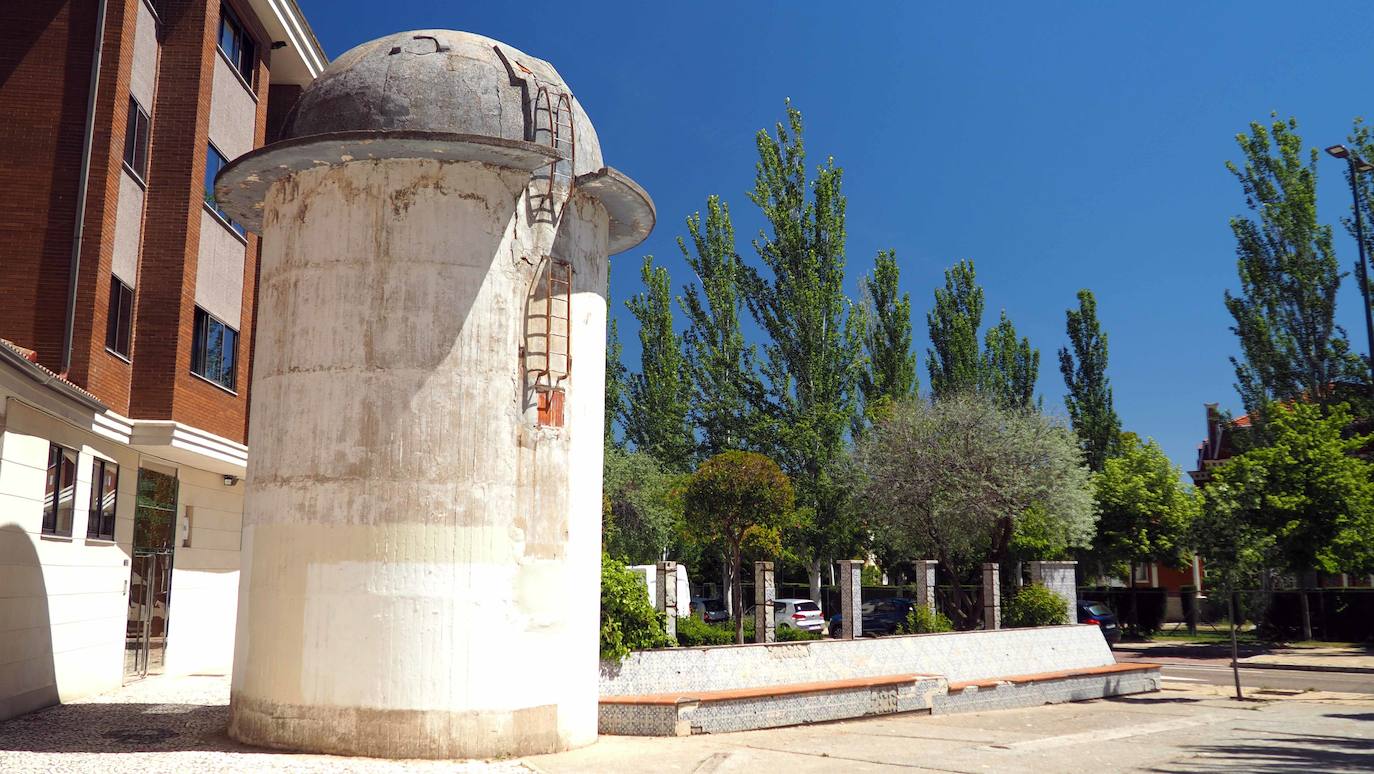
[689,597,728,624]
[1078,600,1121,644]
[828,597,915,638]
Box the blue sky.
[298,1,1374,474]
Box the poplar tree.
[927,260,984,399]
[1224,116,1357,422]
[857,250,917,432]
[605,272,628,449]
[1058,289,1120,471]
[981,310,1039,410]
[741,102,865,597]
[624,257,693,471]
[678,195,759,459]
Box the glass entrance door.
[124,468,178,681]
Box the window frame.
[87,457,119,541]
[191,305,239,392]
[42,443,79,537]
[203,141,246,239]
[216,3,257,87]
[122,96,150,183]
[105,275,134,359]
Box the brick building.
[0,0,323,720]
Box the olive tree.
[682,451,796,643]
[858,392,1094,627]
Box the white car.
[746,598,826,634]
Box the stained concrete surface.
[2,675,1370,772]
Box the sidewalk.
[1114,640,1374,673]
[1,675,1370,773]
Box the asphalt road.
[1161,663,1374,693]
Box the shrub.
[600,554,673,661]
[1002,583,1069,628]
[778,625,823,641]
[676,615,734,647]
[902,605,954,634]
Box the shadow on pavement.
[0,702,272,755]
[1151,733,1374,773]
[1324,712,1374,722]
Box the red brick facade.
[1,0,305,444]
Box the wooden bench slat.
[946,661,1161,693]
[600,673,941,706]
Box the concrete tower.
[214,30,653,759]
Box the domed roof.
[214,29,654,253]
[282,30,603,175]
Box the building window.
[122,97,150,181]
[203,143,244,237]
[87,458,118,541]
[43,444,78,536]
[106,276,134,358]
[217,3,256,85]
[191,306,238,390]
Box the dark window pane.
[87,459,118,540]
[106,277,133,357]
[191,307,238,390]
[56,447,76,536]
[43,445,60,533]
[122,98,149,180]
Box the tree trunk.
[1129,561,1140,637]
[720,552,732,619]
[809,557,823,608]
[730,546,745,644]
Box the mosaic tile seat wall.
[599,624,1112,697]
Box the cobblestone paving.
[0,676,529,773]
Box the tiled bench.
[599,673,946,736]
[935,661,1163,714]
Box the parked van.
[629,564,692,618]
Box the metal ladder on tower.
[526,257,574,425]
[531,84,576,221]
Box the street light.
[1326,144,1374,393]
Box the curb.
[1238,661,1374,675]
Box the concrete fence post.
[837,559,864,639]
[1028,560,1078,624]
[982,562,1001,630]
[656,560,677,640]
[754,561,775,643]
[913,560,938,616]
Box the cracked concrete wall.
[230,157,608,759]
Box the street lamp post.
[1326,144,1374,393]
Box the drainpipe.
[61,0,109,376]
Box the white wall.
[0,400,135,720]
[162,466,242,676]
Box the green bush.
[1003,583,1070,628]
[676,614,734,647]
[778,625,823,641]
[600,554,673,661]
[902,605,954,633]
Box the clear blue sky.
[298,1,1374,474]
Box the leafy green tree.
[1058,289,1121,472]
[599,553,673,661]
[857,393,1094,627]
[1341,117,1374,385]
[678,195,760,459]
[624,256,693,471]
[602,447,686,564]
[605,316,627,449]
[926,260,984,400]
[857,250,917,434]
[740,102,865,599]
[1194,403,1374,588]
[981,310,1039,409]
[1002,584,1070,628]
[1092,435,1198,632]
[1224,116,1359,423]
[683,451,797,643]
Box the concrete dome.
[215,29,653,253]
[282,30,604,176]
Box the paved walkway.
[1,676,1370,772]
[1115,640,1374,672]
